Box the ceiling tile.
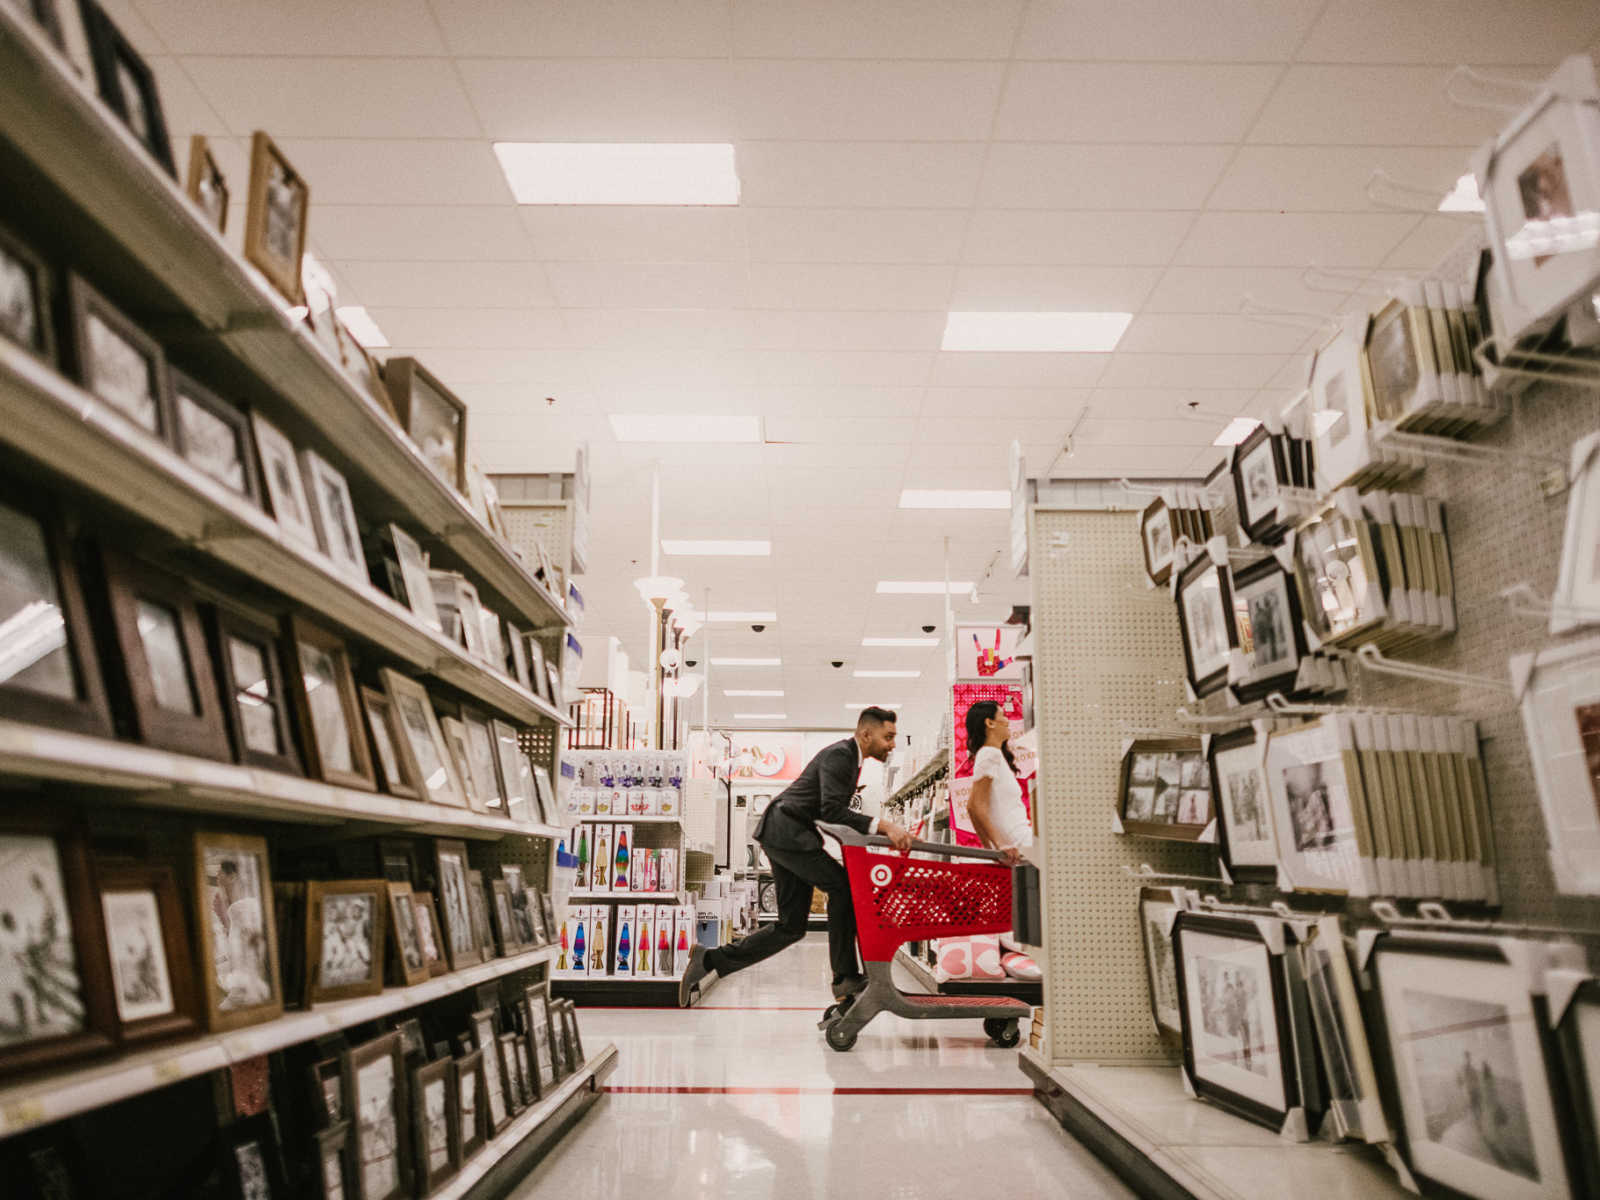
[743,350,935,388]
[742,311,945,351]
[752,388,925,417]
[561,309,752,350]
[748,263,954,311]
[519,206,746,262]
[1048,443,1202,475]
[373,307,577,350]
[1247,65,1540,147]
[928,352,1109,389]
[961,210,1193,266]
[978,143,1235,209]
[133,0,445,54]
[430,0,730,56]
[1018,0,1322,61]
[731,61,1005,141]
[918,388,1090,419]
[457,58,735,140]
[745,209,968,264]
[1119,313,1313,355]
[1297,1,1600,64]
[948,265,1162,311]
[732,0,1025,58]
[1207,145,1476,212]
[1074,416,1227,447]
[147,58,229,143]
[913,416,1075,445]
[1142,266,1361,316]
[181,57,480,138]
[995,63,1280,142]
[337,260,556,309]
[1381,214,1479,270]
[1174,212,1418,266]
[272,139,511,204]
[739,142,987,208]
[763,441,911,469]
[1085,388,1258,421]
[545,261,751,309]
[400,347,593,387]
[903,442,1018,472]
[765,415,916,445]
[1097,353,1288,389]
[308,206,532,263]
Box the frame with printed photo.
[342,1031,408,1200]
[299,448,370,590]
[410,1056,459,1196]
[409,891,447,979]
[1299,916,1387,1144]
[95,863,198,1046]
[385,524,442,634]
[169,368,261,506]
[283,615,376,792]
[0,218,56,365]
[304,879,385,1004]
[1227,556,1308,705]
[184,133,229,234]
[1174,553,1235,699]
[1550,432,1600,636]
[557,999,584,1069]
[244,131,308,306]
[1207,724,1277,881]
[1137,886,1187,1043]
[360,685,420,801]
[452,1048,487,1162]
[1553,974,1600,1198]
[218,1110,288,1200]
[433,840,482,972]
[383,880,428,989]
[1514,633,1600,895]
[206,603,301,776]
[313,1119,351,1200]
[379,669,467,809]
[81,0,175,176]
[1118,737,1210,841]
[250,411,320,551]
[1292,502,1388,649]
[1262,717,1370,896]
[383,358,467,495]
[1230,423,1287,544]
[64,273,172,440]
[309,1056,345,1127]
[192,830,282,1032]
[468,1007,510,1136]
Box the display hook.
[1371,427,1570,495]
[1444,63,1541,113]
[1364,168,1481,217]
[1120,864,1230,886]
[1351,643,1515,695]
[1500,581,1600,626]
[1473,332,1600,389]
[1237,295,1340,335]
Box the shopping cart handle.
[816,822,1015,863]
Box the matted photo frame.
[557,999,584,1069]
[434,839,482,971]
[497,1032,525,1113]
[185,133,229,233]
[1137,886,1186,1042]
[309,1056,344,1126]
[305,879,385,1004]
[0,219,56,364]
[1140,498,1176,586]
[342,1031,408,1200]
[1230,423,1286,544]
[469,1007,509,1137]
[300,448,370,589]
[1174,553,1235,698]
[1514,633,1600,895]
[492,719,534,824]
[1227,556,1308,704]
[387,524,442,633]
[410,1056,459,1196]
[466,868,495,962]
[1309,319,1376,493]
[218,1111,288,1200]
[244,131,309,307]
[361,685,420,801]
[1552,974,1600,1199]
[411,891,447,978]
[1262,717,1368,896]
[383,358,467,495]
[1549,432,1600,635]
[283,615,376,792]
[489,879,525,956]
[452,1049,487,1162]
[1362,292,1440,426]
[192,830,283,1032]
[206,603,301,775]
[383,880,428,989]
[1299,916,1387,1144]
[80,0,175,176]
[313,1120,351,1200]
[460,706,505,815]
[379,669,466,808]
[1292,502,1388,648]
[96,863,199,1046]
[64,273,172,439]
[251,411,320,551]
[1118,737,1211,840]
[1207,725,1276,881]
[169,368,261,505]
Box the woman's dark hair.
[964,700,1017,775]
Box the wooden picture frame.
[0,489,113,737]
[1299,916,1387,1144]
[468,1007,510,1135]
[523,981,557,1095]
[383,358,467,494]
[489,879,524,956]
[433,840,482,971]
[411,891,448,978]
[81,0,175,175]
[244,131,308,306]
[557,998,584,1069]
[185,133,229,233]
[379,668,467,808]
[491,720,534,824]
[1118,737,1211,841]
[283,615,376,791]
[1292,502,1388,649]
[96,863,199,1046]
[525,637,550,704]
[342,1032,408,1200]
[313,1120,352,1200]
[386,524,442,633]
[218,1110,289,1200]
[305,879,386,1004]
[497,1032,525,1113]
[205,603,301,775]
[64,272,172,439]
[1553,975,1600,1199]
[506,621,531,689]
[192,830,283,1032]
[250,411,320,551]
[0,813,117,1077]
[168,368,262,505]
[1230,423,1288,545]
[410,1057,459,1195]
[309,1056,345,1127]
[300,447,371,589]
[466,868,495,961]
[0,218,56,364]
[460,706,506,815]
[1137,886,1186,1043]
[384,880,428,989]
[452,1050,487,1162]
[361,685,421,800]
[1174,553,1235,699]
[98,547,232,760]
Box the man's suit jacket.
[753,737,872,852]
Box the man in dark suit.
[679,707,912,1005]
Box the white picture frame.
[1209,726,1277,873]
[1309,318,1375,493]
[1513,633,1600,894]
[1550,432,1600,634]
[1262,717,1366,895]
[299,448,370,589]
[250,412,318,552]
[388,524,442,633]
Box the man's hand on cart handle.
[880,819,913,852]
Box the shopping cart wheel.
[984,1017,1021,1048]
[824,1021,858,1052]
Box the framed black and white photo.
[379,669,466,809]
[219,1112,288,1200]
[1262,718,1369,895]
[65,273,171,438]
[383,880,427,989]
[1362,933,1579,1200]
[80,0,175,175]
[0,220,55,364]
[497,1032,525,1114]
[1362,295,1435,425]
[452,1049,486,1162]
[411,892,446,978]
[313,1120,351,1200]
[360,685,419,801]
[1230,424,1286,544]
[1207,725,1277,881]
[1299,916,1387,1144]
[1292,502,1387,648]
[386,524,442,633]
[244,132,308,307]
[525,637,551,704]
[460,706,505,815]
[309,1057,344,1126]
[1549,432,1600,635]
[185,133,229,234]
[1137,886,1186,1042]
[1174,554,1235,698]
[192,830,282,1032]
[492,719,534,824]
[1553,974,1600,1198]
[469,1008,509,1136]
[466,869,495,961]
[434,840,481,972]
[342,1032,407,1200]
[1118,738,1210,840]
[1514,633,1600,895]
[250,411,320,551]
[169,369,261,505]
[384,359,467,495]
[206,603,301,775]
[96,864,198,1046]
[1227,557,1307,704]
[557,999,584,1070]
[305,880,385,1004]
[284,616,376,792]
[1310,320,1375,493]
[410,1057,458,1196]
[299,449,370,589]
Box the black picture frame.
[204,602,302,775]
[15,0,67,50]
[1554,976,1600,1199]
[1230,423,1289,545]
[1206,724,1276,884]
[1174,552,1236,698]
[78,0,176,177]
[1226,555,1308,706]
[0,218,56,364]
[169,368,262,506]
[63,272,174,442]
[218,1111,288,1199]
[1137,885,1186,1043]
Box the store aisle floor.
[511,935,1133,1198]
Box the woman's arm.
[967,776,1002,849]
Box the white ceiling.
[115,0,1600,742]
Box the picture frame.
[1552,974,1600,1199]
[492,719,535,824]
[1174,553,1235,698]
[218,1111,288,1200]
[342,1031,408,1200]
[386,524,442,633]
[407,891,447,979]
[1207,725,1277,881]
[1362,294,1438,426]
[489,879,524,956]
[361,685,421,800]
[1361,932,1579,1200]
[0,814,117,1077]
[1309,318,1376,493]
[1117,737,1211,840]
[300,448,371,589]
[64,273,172,439]
[379,669,467,808]
[501,866,536,948]
[309,1056,345,1126]
[192,830,283,1032]
[1262,717,1369,896]
[523,981,557,1094]
[498,1032,526,1112]
[452,1049,487,1161]
[1140,496,1178,586]
[6,0,67,52]
[1513,633,1600,895]
[250,411,320,551]
[525,636,551,705]
[1227,556,1307,705]
[467,868,496,961]
[244,131,309,307]
[283,615,376,792]
[515,1035,535,1106]
[532,766,559,829]
[206,603,301,775]
[468,1008,509,1136]
[433,840,482,971]
[558,999,584,1069]
[1299,916,1387,1144]
[1230,423,1286,544]
[440,716,479,809]
[383,358,467,494]
[545,661,564,710]
[460,706,505,815]
[1549,431,1600,635]
[506,621,531,689]
[383,880,428,989]
[98,547,233,760]
[1172,911,1306,1134]
[410,1056,459,1195]
[96,863,198,1045]
[304,879,385,1004]
[0,489,113,737]
[1292,501,1387,648]
[185,133,229,234]
[80,0,175,176]
[1137,886,1186,1042]
[0,218,56,364]
[169,368,262,505]
[313,1120,352,1200]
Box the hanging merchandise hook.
[1444,63,1542,114]
[1174,703,1267,726]
[1264,691,1354,716]
[1364,168,1481,217]
[1352,643,1515,695]
[1237,295,1340,336]
[1499,581,1600,626]
[1370,427,1570,495]
[1299,263,1423,297]
[1370,897,1600,941]
[1119,864,1230,886]
[1473,332,1600,389]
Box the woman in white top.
[964,700,1030,863]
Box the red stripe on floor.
[603,1085,1033,1095]
[582,1005,827,1011]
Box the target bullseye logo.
[868,862,894,888]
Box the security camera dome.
[830,660,844,669]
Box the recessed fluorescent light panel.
[724,690,784,697]
[1213,417,1263,446]
[710,657,781,667]
[875,581,974,595]
[898,489,1010,509]
[941,311,1132,353]
[862,637,939,647]
[1438,173,1485,213]
[853,669,922,679]
[334,306,389,348]
[660,539,771,557]
[733,713,786,720]
[493,142,740,206]
[609,414,762,444]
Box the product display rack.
[0,7,605,1194]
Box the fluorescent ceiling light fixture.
[875,581,974,595]
[660,539,771,557]
[862,637,938,647]
[941,311,1131,353]
[724,689,784,697]
[492,142,739,206]
[1439,173,1485,213]
[334,305,389,349]
[853,669,922,678]
[733,713,786,720]
[1213,417,1262,446]
[899,489,1010,509]
[608,413,762,443]
[845,702,903,709]
[710,657,781,667]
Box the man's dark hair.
[856,706,897,728]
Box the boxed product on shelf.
[655,906,676,977]
[589,904,611,977]
[574,786,594,816]
[658,785,679,816]
[658,847,679,893]
[634,905,653,977]
[590,823,613,891]
[671,905,696,975]
[561,903,590,977]
[612,822,633,891]
[631,847,650,892]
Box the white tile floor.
[510,934,1134,1198]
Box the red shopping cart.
[816,822,1033,1052]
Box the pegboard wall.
[1029,507,1216,1065]
[499,499,573,626]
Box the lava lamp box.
[589,824,613,892]
[657,848,679,894]
[657,786,679,816]
[631,849,650,892]
[560,903,591,978]
[633,906,654,977]
[614,905,638,976]
[653,906,675,978]
[589,903,611,977]
[671,905,698,975]
[611,823,634,892]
